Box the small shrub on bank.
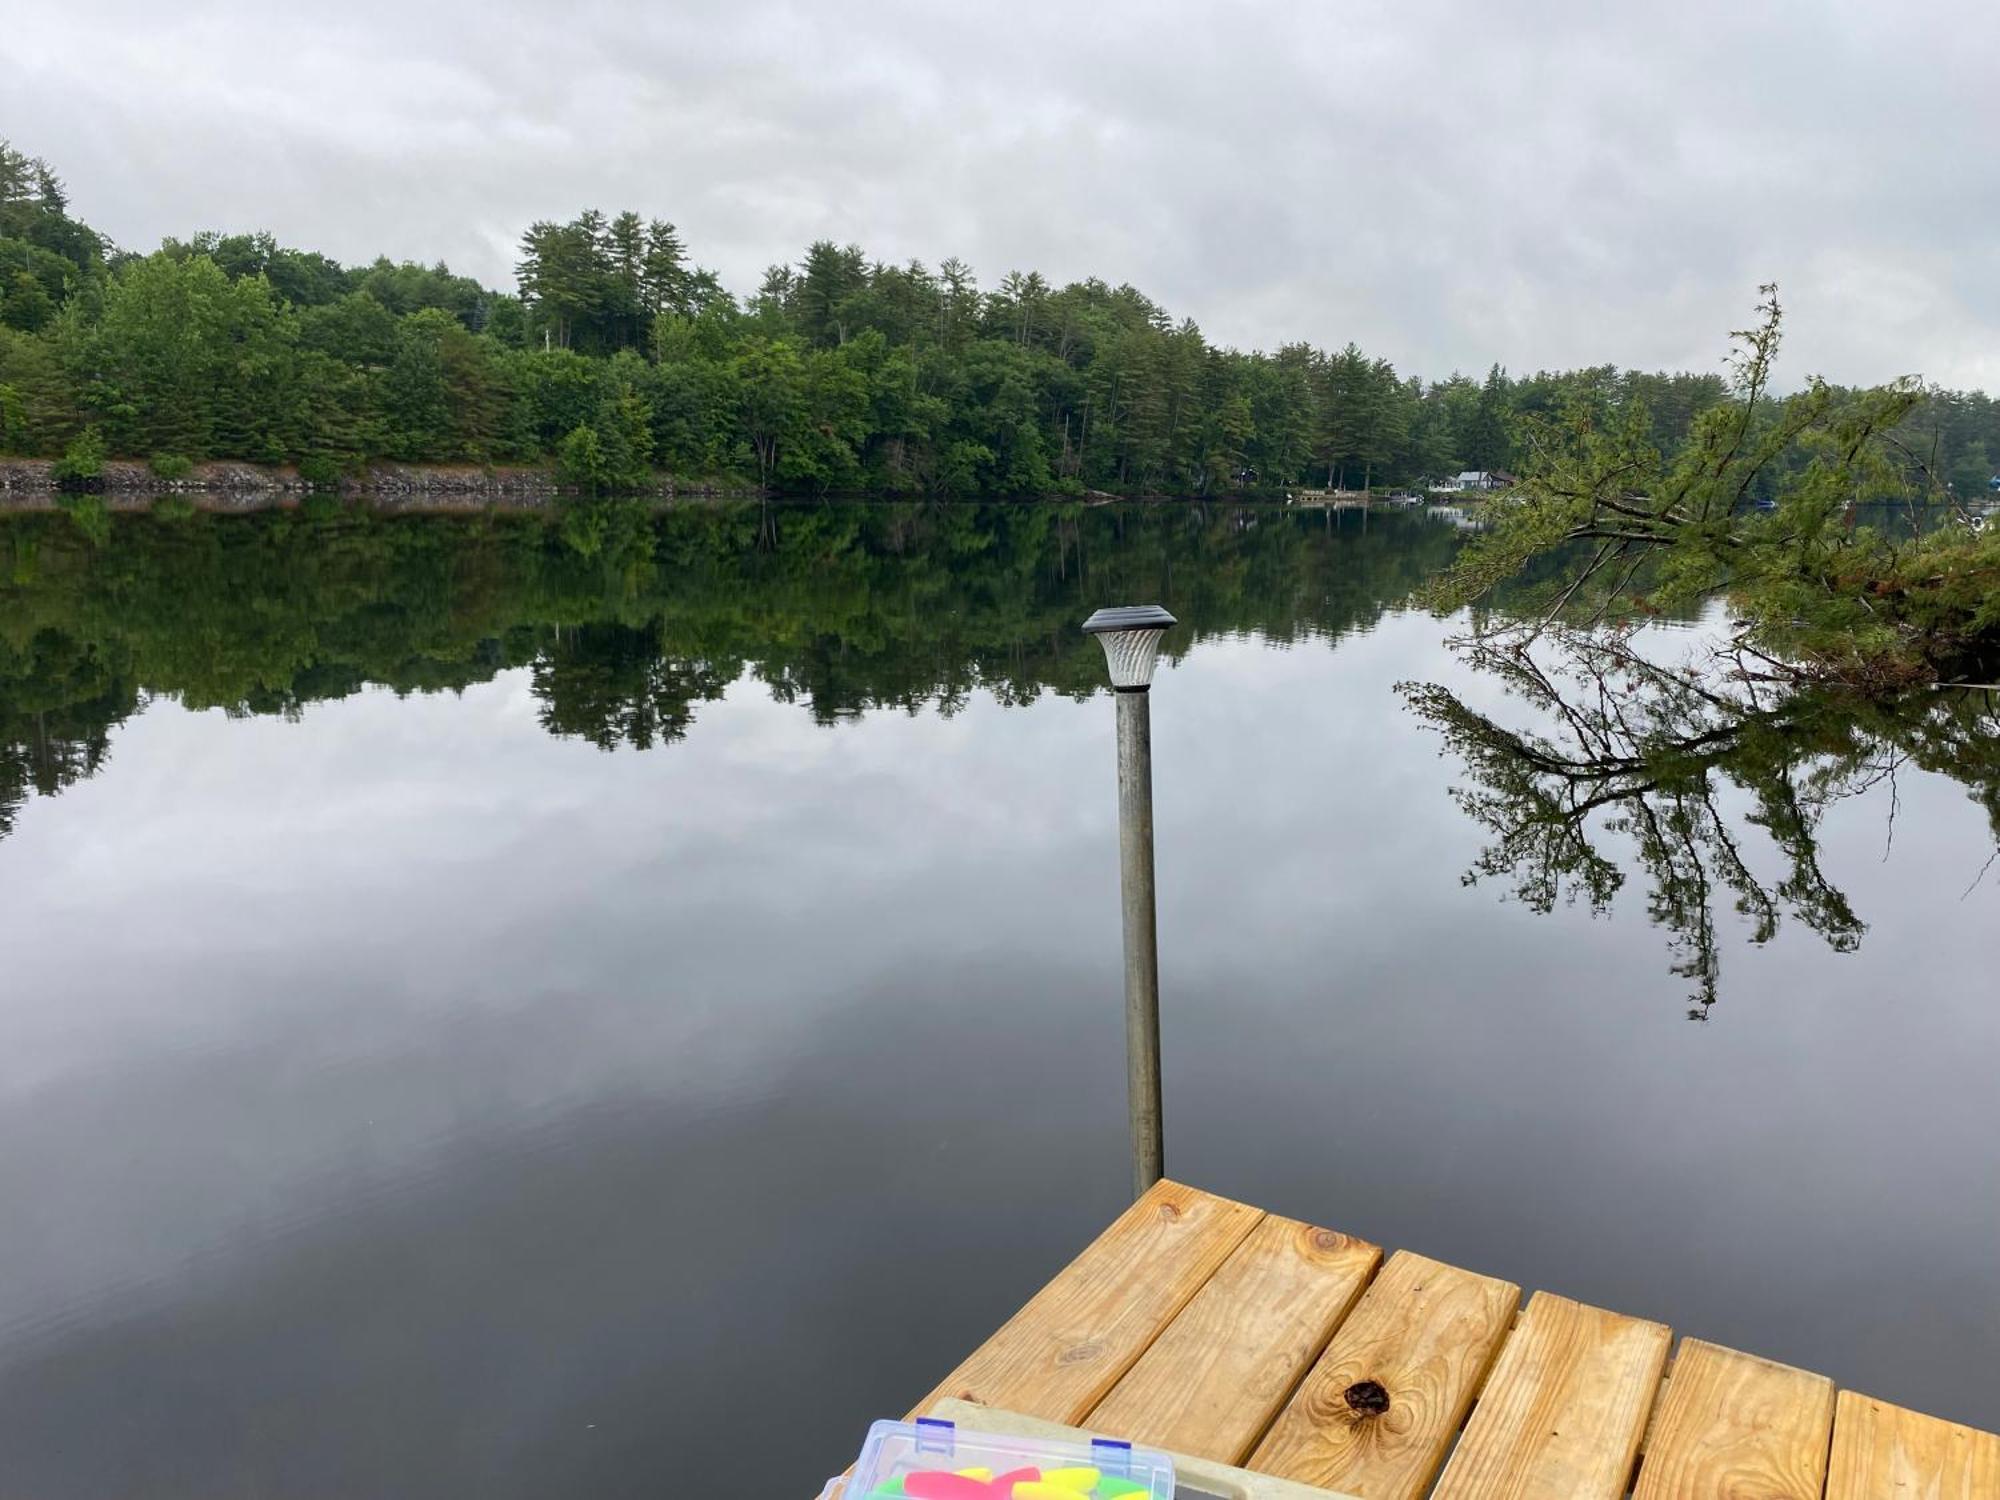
[149,453,193,480]
[297,453,344,489]
[555,425,610,493]
[52,428,106,488]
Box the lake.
[1,499,1995,1498]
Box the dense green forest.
[6,140,2000,498]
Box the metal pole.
[1116,686,1164,1196]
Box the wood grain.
[1430,1290,1671,1500]
[1086,1214,1382,1463]
[907,1179,1263,1424]
[1630,1339,1833,1500]
[1825,1388,2000,1500]
[1247,1249,1519,1500]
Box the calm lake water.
[1,500,1995,1497]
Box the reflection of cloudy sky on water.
[0,602,1995,1494]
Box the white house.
[1443,470,1514,492]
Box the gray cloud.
[11,0,1999,385]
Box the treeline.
[5,139,2000,498]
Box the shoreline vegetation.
[7,140,2000,511]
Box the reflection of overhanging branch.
[1401,627,2000,1018]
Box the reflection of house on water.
[1425,503,1491,531]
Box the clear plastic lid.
[840,1417,1175,1500]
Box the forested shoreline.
[7,140,2000,500]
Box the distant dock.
[1284,489,1375,510]
[880,1180,1998,1499]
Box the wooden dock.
[889,1180,1999,1499]
[1284,490,1373,509]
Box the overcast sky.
[12,0,1999,387]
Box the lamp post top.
[1082,605,1178,635]
[1083,604,1177,692]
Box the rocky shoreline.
[0,458,747,509]
[0,459,1266,510]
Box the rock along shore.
[0,459,748,510]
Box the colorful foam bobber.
[903,1473,993,1500]
[989,1470,1040,1490]
[1040,1469,1098,1492]
[1094,1480,1147,1499]
[1012,1485,1090,1500]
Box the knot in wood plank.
[1343,1379,1392,1416]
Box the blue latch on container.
[1089,1437,1134,1477]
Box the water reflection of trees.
[1402,627,2000,1016]
[0,500,1459,838]
[0,629,138,842]
[532,623,736,750]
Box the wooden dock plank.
[907,1178,1263,1425]
[1825,1389,2000,1500]
[1630,1338,1834,1500]
[1247,1249,1519,1500]
[1085,1214,1382,1464]
[1430,1290,1671,1500]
